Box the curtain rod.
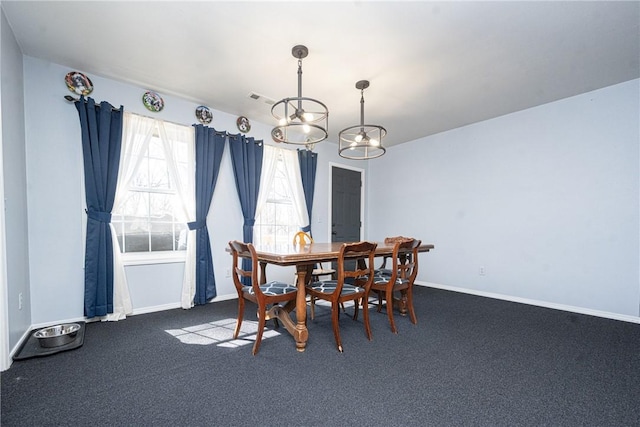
[65,96,260,141]
[65,96,202,129]
[64,95,121,112]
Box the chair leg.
[386,287,397,334]
[362,295,372,341]
[233,298,245,339]
[376,290,383,313]
[352,298,360,321]
[331,302,343,352]
[252,307,267,356]
[404,288,417,325]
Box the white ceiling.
[3,1,639,147]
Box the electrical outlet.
[19,293,23,310]
[225,268,231,278]
[479,266,486,276]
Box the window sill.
[122,251,187,266]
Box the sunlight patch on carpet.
[165,318,282,348]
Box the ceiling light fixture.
[271,45,329,146]
[339,80,386,160]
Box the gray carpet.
[2,287,639,426]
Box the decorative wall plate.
[195,106,213,124]
[237,116,251,133]
[142,91,164,112]
[65,71,93,96]
[271,127,284,143]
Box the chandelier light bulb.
[370,138,379,147]
[302,124,311,133]
[355,133,363,143]
[303,112,314,121]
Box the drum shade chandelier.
[339,80,386,160]
[271,45,329,146]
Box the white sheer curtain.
[280,147,309,228]
[108,113,196,320]
[256,145,309,228]
[105,113,155,320]
[255,145,279,217]
[155,122,197,309]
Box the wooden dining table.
[250,241,434,352]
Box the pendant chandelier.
[271,45,329,146]
[338,80,386,160]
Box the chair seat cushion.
[363,274,408,286]
[374,268,394,276]
[243,281,297,296]
[307,280,364,295]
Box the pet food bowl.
[33,323,81,348]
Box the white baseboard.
[132,302,181,316]
[210,292,237,303]
[131,293,238,315]
[417,281,640,324]
[130,292,238,315]
[8,328,31,362]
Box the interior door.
[331,166,362,243]
[331,166,362,271]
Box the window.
[111,115,194,257]
[254,154,299,246]
[254,146,309,247]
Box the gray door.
[331,166,362,243]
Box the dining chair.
[229,240,298,355]
[369,238,421,333]
[293,231,336,281]
[375,235,412,275]
[292,231,339,319]
[292,231,336,280]
[305,241,377,352]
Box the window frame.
[111,116,194,265]
[253,145,309,245]
[254,151,302,247]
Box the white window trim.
[255,146,309,247]
[121,250,187,266]
[114,114,194,261]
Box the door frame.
[328,162,366,243]
[0,121,9,371]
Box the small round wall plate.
[195,106,213,124]
[271,127,284,143]
[142,91,164,112]
[65,71,93,96]
[237,116,251,133]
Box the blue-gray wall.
[1,7,31,366]
[369,79,640,319]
